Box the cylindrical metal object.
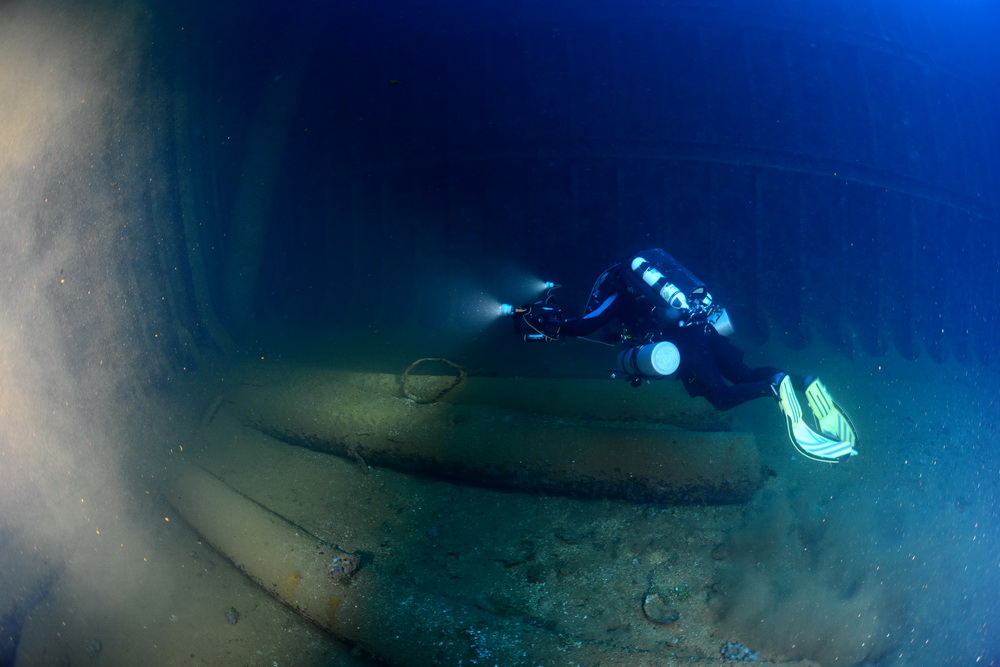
[226,368,762,505]
[166,462,683,665]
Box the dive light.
[499,280,558,319]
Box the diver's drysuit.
[551,248,788,410]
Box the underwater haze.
[1,0,998,665]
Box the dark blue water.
[176,0,998,357]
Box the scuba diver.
[503,248,859,463]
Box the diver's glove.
[513,303,566,340]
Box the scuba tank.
[625,249,734,336]
[616,341,681,379]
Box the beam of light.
[522,277,557,294]
[455,288,508,330]
[448,269,561,332]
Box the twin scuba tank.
[615,249,734,382]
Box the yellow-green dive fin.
[776,375,857,462]
[804,378,860,449]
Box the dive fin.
[776,375,857,462]
[804,378,859,448]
